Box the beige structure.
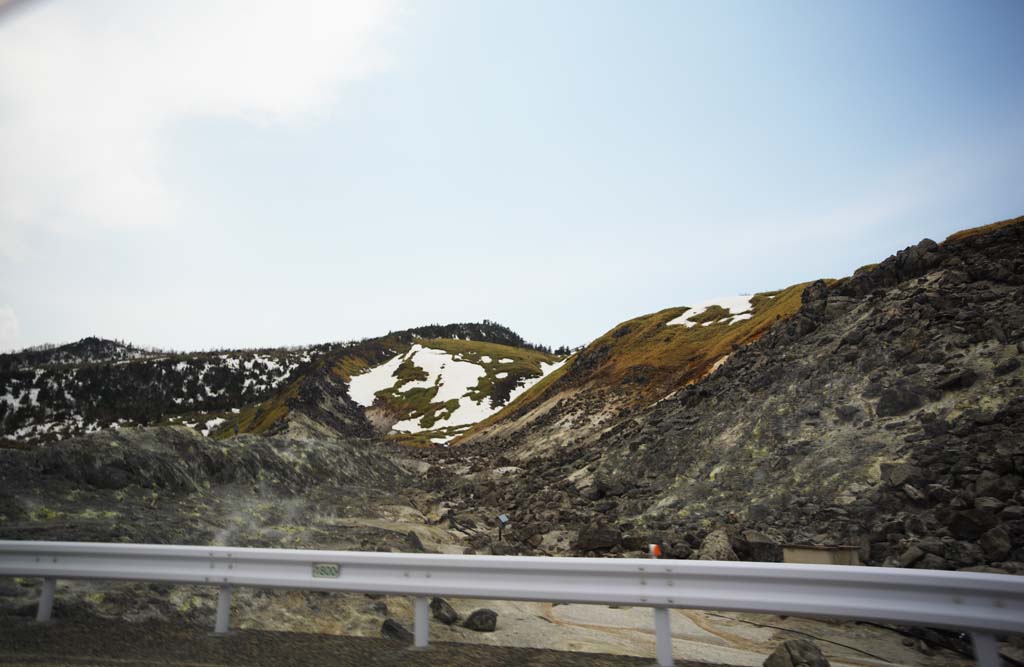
[783,544,861,566]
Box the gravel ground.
[0,614,727,667]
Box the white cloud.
[0,0,402,247]
[0,306,18,351]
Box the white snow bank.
[666,295,755,328]
[348,353,404,407]
[396,345,486,403]
[390,350,567,436]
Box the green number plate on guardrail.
[312,563,340,578]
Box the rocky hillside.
[0,339,319,444]
[456,284,809,449]
[213,322,564,445]
[430,217,1024,574]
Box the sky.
[1,0,1022,353]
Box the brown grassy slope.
[457,284,810,442]
[944,214,1023,244]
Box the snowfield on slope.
[666,295,755,327]
[346,344,566,442]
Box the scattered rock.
[404,531,426,552]
[948,510,997,541]
[380,618,413,641]
[898,545,925,568]
[462,608,498,632]
[880,463,922,488]
[430,597,459,625]
[764,638,830,667]
[876,388,923,417]
[938,369,978,391]
[975,472,1021,501]
[980,527,1011,562]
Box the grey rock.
[404,531,426,553]
[898,545,925,568]
[430,597,459,625]
[974,497,1005,512]
[937,369,978,391]
[876,388,923,417]
[980,526,1011,562]
[380,618,413,641]
[948,510,997,541]
[880,463,922,488]
[976,472,1021,501]
[764,638,830,667]
[463,608,498,632]
[574,524,621,552]
[699,529,739,561]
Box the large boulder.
[764,639,830,667]
[463,608,498,632]
[980,526,1012,562]
[574,524,621,552]
[699,529,739,561]
[975,471,1021,500]
[948,510,998,540]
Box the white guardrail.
[1,541,1023,667]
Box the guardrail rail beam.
[3,540,1022,667]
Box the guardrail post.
[413,596,429,648]
[36,577,56,622]
[653,607,673,666]
[971,633,1001,667]
[214,584,232,634]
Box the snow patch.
[348,353,404,407]
[666,295,755,328]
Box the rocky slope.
[0,338,319,444]
[431,217,1024,575]
[455,284,809,451]
[2,322,561,447]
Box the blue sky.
[1,0,1022,352]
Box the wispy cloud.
[0,0,402,251]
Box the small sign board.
[498,514,509,524]
[312,562,341,578]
